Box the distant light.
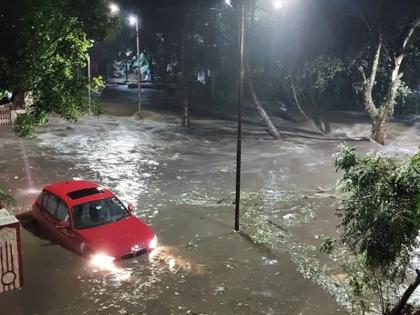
[128,15,137,26]
[273,0,284,9]
[108,3,120,14]
[225,0,232,7]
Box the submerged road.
[0,86,418,314]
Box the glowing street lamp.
[128,14,142,117]
[128,14,137,26]
[108,3,120,14]
[273,0,284,9]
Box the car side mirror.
[56,221,70,229]
[127,203,134,212]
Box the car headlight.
[90,253,115,269]
[148,235,158,250]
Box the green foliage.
[113,49,136,80]
[0,90,8,100]
[334,145,420,312]
[112,49,150,80]
[131,52,150,77]
[0,1,119,136]
[297,56,354,108]
[0,188,15,207]
[30,15,93,119]
[89,75,105,115]
[303,56,345,92]
[364,66,420,117]
[335,146,420,272]
[320,237,336,254]
[395,81,420,116]
[342,255,376,314]
[13,112,47,138]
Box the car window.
[46,194,59,215]
[37,193,43,205]
[72,197,130,229]
[41,193,49,209]
[56,200,69,222]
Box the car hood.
[76,215,155,258]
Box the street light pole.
[234,0,245,232]
[87,53,91,113]
[85,3,119,115]
[135,18,142,117]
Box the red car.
[32,180,157,262]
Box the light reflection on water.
[78,245,199,312]
[38,117,172,219]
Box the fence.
[0,104,12,126]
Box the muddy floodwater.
[0,87,419,314]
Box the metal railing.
[0,104,12,126]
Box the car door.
[53,199,82,254]
[34,192,56,232]
[33,191,48,224]
[42,193,60,236]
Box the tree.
[359,23,420,144]
[113,49,136,82]
[0,0,119,136]
[333,145,420,314]
[348,1,420,145]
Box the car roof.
[43,180,115,207]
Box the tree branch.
[388,269,420,315]
[382,18,420,121]
[247,66,281,139]
[362,38,382,119]
[358,66,367,82]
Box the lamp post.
[129,15,142,117]
[87,53,91,113]
[229,0,283,231]
[86,3,120,113]
[234,0,245,232]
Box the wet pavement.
[0,86,419,314]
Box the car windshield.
[72,197,130,229]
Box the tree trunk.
[388,270,420,315]
[362,41,382,120]
[360,40,398,146]
[248,75,281,139]
[360,19,420,145]
[245,0,280,140]
[290,79,328,136]
[182,95,190,127]
[371,116,387,145]
[125,62,128,82]
[181,11,191,127]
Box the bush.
[13,111,47,138]
[332,145,420,314]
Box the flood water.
[0,86,419,314]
